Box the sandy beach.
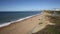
[0,12,42,34]
[0,11,59,34]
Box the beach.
[0,13,42,34]
[0,11,59,34]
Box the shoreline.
[0,11,42,34]
[0,13,41,28]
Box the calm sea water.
[0,11,41,24]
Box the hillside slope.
[32,11,60,34]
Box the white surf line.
[0,13,40,28]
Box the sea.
[0,11,41,27]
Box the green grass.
[41,26,60,34]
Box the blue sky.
[0,0,60,11]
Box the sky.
[0,0,60,11]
